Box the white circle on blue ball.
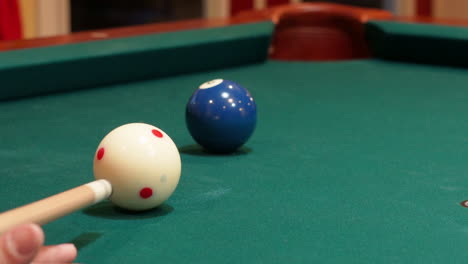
[199,79,223,89]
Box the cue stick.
[0,179,112,234]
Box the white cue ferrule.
[86,179,112,203]
[0,180,113,234]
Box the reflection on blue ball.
[186,79,257,153]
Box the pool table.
[1,2,468,263]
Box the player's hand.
[0,223,77,264]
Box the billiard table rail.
[1,3,468,102]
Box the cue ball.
[93,123,181,211]
[186,79,257,153]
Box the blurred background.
[0,0,465,41]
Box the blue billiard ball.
[186,79,257,153]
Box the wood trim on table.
[391,15,468,26]
[236,2,392,24]
[0,3,389,52]
[255,3,392,60]
[0,16,265,51]
[2,2,468,53]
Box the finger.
[0,224,44,264]
[32,243,77,263]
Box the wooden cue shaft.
[0,179,112,234]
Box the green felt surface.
[0,22,272,101]
[367,20,468,66]
[1,58,468,263]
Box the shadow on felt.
[178,144,252,156]
[69,232,104,250]
[82,200,174,220]
[70,202,172,249]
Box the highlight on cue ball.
[93,123,181,211]
[185,79,257,153]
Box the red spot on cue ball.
[97,147,105,160]
[152,129,163,138]
[139,187,153,199]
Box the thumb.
[0,224,44,264]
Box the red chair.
[0,0,22,40]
